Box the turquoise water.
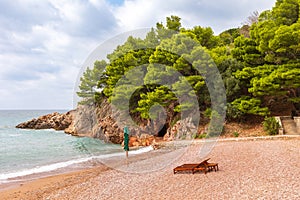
[0,110,124,182]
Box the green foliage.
[226,103,244,120]
[76,0,300,128]
[136,86,176,119]
[197,133,207,139]
[219,28,241,45]
[181,26,220,49]
[232,35,264,67]
[156,15,181,40]
[232,0,300,115]
[192,132,207,139]
[272,0,299,26]
[233,131,239,137]
[207,110,225,137]
[166,15,182,31]
[204,108,212,118]
[192,133,197,139]
[230,96,270,116]
[77,60,107,105]
[217,58,244,102]
[263,116,280,135]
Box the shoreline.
[0,160,102,191]
[0,145,175,199]
[0,165,110,200]
[1,136,300,199]
[0,145,154,191]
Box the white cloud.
[32,24,71,53]
[0,0,119,109]
[114,0,276,33]
[0,0,277,109]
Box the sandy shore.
[1,136,300,200]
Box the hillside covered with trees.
[77,0,300,137]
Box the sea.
[0,110,152,184]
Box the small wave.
[128,146,153,154]
[0,146,153,181]
[0,157,93,181]
[92,146,154,159]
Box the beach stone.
[129,136,138,147]
[132,141,140,147]
[151,140,159,149]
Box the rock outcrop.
[64,104,98,137]
[64,100,124,144]
[163,117,197,141]
[98,116,123,144]
[64,100,159,145]
[16,99,197,147]
[16,111,74,130]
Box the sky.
[0,0,277,110]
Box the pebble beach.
[1,137,300,200]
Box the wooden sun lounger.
[192,158,210,174]
[192,165,207,174]
[194,159,219,172]
[207,162,219,172]
[173,164,199,174]
[173,158,211,174]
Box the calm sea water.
[0,110,126,182]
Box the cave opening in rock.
[157,124,168,137]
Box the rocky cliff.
[65,99,158,146]
[65,99,125,144]
[16,100,124,144]
[16,99,197,147]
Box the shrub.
[198,133,207,139]
[226,103,243,120]
[233,131,239,137]
[263,117,280,135]
[192,133,197,139]
[204,108,212,118]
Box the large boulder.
[16,111,74,130]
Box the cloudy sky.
[0,0,276,110]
